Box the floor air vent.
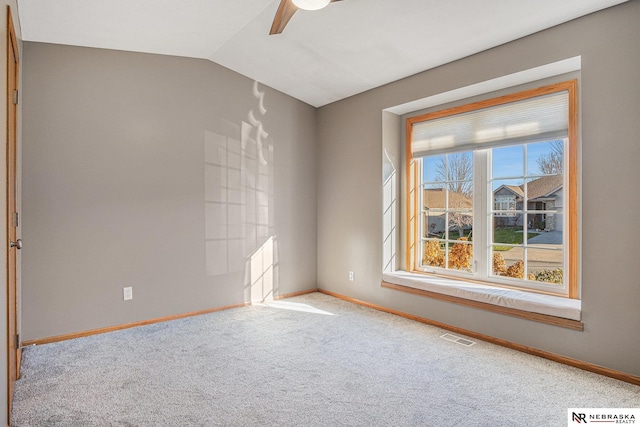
[440,333,476,347]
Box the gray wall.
[22,43,318,341]
[317,1,640,376]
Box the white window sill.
[382,271,581,322]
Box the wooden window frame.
[405,80,579,299]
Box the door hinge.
[14,212,19,228]
[12,89,19,105]
[15,334,20,349]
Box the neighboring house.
[423,175,563,235]
[493,175,563,231]
[423,188,473,235]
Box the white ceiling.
[17,0,627,107]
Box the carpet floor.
[11,292,640,426]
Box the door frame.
[6,5,20,418]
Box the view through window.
[407,80,578,297]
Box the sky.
[422,140,564,191]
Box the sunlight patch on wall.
[204,82,276,299]
[249,236,277,303]
[203,129,274,277]
[383,149,397,273]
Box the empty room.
[1,0,640,425]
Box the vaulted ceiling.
[17,0,628,107]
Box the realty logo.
[572,412,587,423]
[568,408,639,425]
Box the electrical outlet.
[349,271,355,282]
[123,286,133,301]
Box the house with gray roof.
[493,175,563,231]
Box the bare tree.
[435,153,473,238]
[435,153,473,196]
[536,140,564,174]
[448,204,473,240]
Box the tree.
[435,153,473,238]
[536,140,564,174]
[435,152,472,196]
[447,201,473,240]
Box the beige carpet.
[11,292,640,426]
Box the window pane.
[423,188,473,240]
[492,175,526,246]
[492,216,526,245]
[526,248,564,284]
[445,152,473,183]
[424,186,446,209]
[492,178,524,215]
[525,213,543,234]
[448,187,472,241]
[492,145,523,178]
[525,175,562,216]
[527,140,564,176]
[422,239,445,268]
[446,242,473,271]
[423,155,445,183]
[419,152,473,273]
[449,214,473,241]
[490,141,567,287]
[491,247,524,278]
[423,211,445,238]
[448,187,473,210]
[422,240,474,272]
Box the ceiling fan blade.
[270,0,298,35]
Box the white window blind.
[411,91,569,157]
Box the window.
[494,195,516,216]
[406,80,578,298]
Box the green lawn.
[493,228,539,251]
[433,230,471,240]
[430,228,537,251]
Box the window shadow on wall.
[204,81,277,303]
[383,149,397,272]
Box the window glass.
[420,152,473,272]
[489,141,565,287]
